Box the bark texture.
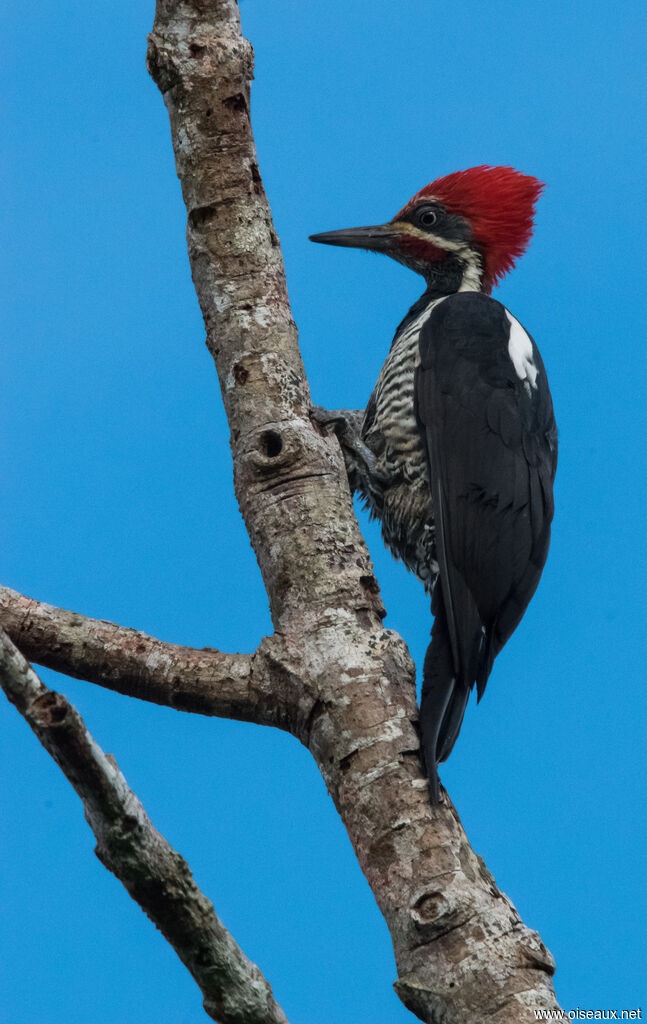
[0,2,569,1021]
[0,585,299,728]
[142,2,567,1021]
[0,628,289,1024]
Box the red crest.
[395,166,544,292]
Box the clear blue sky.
[2,2,646,1022]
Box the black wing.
[416,291,557,703]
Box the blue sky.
[2,2,646,1022]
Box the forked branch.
[144,2,567,1021]
[0,627,289,1024]
[0,585,300,730]
[1,0,568,1020]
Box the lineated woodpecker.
[310,165,557,802]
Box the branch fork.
[1,0,568,1021]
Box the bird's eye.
[418,208,438,228]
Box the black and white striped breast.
[358,298,447,588]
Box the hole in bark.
[222,92,248,114]
[412,891,446,923]
[33,691,68,725]
[205,107,212,117]
[189,42,206,57]
[233,363,249,385]
[250,162,263,195]
[260,431,282,458]
[359,574,380,595]
[188,205,217,230]
[339,751,356,773]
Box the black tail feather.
[420,602,457,802]
[419,595,479,801]
[475,628,497,703]
[436,681,470,764]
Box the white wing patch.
[505,310,538,396]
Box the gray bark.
[0,628,288,1024]
[0,584,300,728]
[0,2,569,1022]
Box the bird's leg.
[311,405,387,494]
[310,405,365,443]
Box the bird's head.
[310,165,543,295]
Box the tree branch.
[146,3,568,1022]
[0,585,302,730]
[0,627,289,1024]
[2,3,568,1020]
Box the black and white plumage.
[416,292,556,796]
[310,166,557,801]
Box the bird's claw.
[310,405,354,438]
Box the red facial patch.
[395,165,544,292]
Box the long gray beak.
[308,224,398,253]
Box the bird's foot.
[311,404,392,498]
[310,405,363,440]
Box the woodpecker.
[310,165,557,801]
